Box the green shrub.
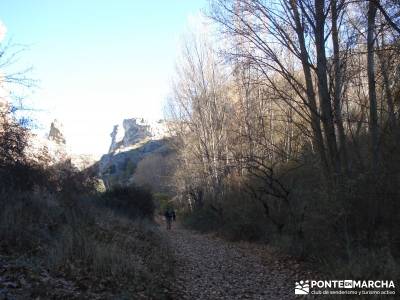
[100,185,155,219]
[182,189,268,241]
[220,194,268,242]
[154,192,171,213]
[182,206,222,233]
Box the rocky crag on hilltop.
[99,118,174,190]
[28,120,68,164]
[108,118,167,153]
[28,120,96,169]
[48,120,66,145]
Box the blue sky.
[0,0,206,157]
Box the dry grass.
[0,190,175,299]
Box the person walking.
[164,208,173,230]
[164,208,176,230]
[172,209,176,222]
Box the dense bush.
[154,192,171,212]
[183,188,268,241]
[181,152,400,280]
[0,113,48,192]
[182,206,222,233]
[220,191,268,242]
[0,163,49,192]
[99,185,155,219]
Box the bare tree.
[167,30,232,209]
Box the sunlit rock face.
[108,118,168,154]
[0,98,8,113]
[99,118,170,189]
[122,118,152,148]
[70,153,97,170]
[27,119,68,165]
[27,120,96,170]
[109,125,119,153]
[48,120,66,145]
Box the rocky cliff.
[28,120,96,169]
[27,120,68,164]
[108,118,168,153]
[98,118,172,189]
[26,116,173,190]
[48,120,66,145]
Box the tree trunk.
[315,0,342,180]
[377,45,396,128]
[290,0,331,182]
[367,0,379,173]
[331,0,350,175]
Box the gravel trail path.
[165,224,306,300]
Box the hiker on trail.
[164,208,176,230]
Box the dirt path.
[164,223,305,300]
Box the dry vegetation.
[2,0,400,296]
[0,112,175,299]
[167,0,400,280]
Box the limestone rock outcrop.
[107,118,168,154]
[99,117,171,189]
[48,120,66,145]
[27,120,95,170]
[27,119,68,164]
